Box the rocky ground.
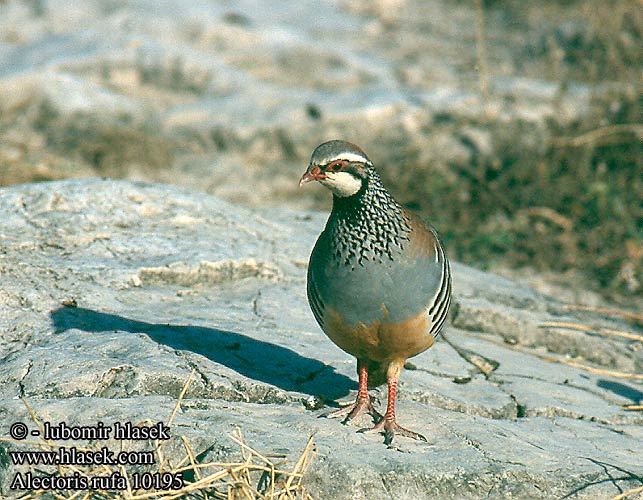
[1,179,642,499]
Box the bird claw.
[358,419,428,445]
[325,397,382,424]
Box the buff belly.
[323,306,435,362]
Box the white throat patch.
[319,171,362,197]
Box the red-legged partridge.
[300,140,452,445]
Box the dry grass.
[553,124,643,148]
[610,484,643,500]
[564,304,643,326]
[483,334,643,381]
[466,304,643,389]
[540,321,643,343]
[473,0,490,107]
[534,305,643,383]
[532,305,643,386]
[0,371,317,500]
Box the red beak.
[299,165,326,187]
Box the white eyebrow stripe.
[326,152,371,164]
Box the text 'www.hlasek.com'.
[7,420,184,492]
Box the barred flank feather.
[429,236,451,338]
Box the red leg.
[359,360,427,445]
[326,359,382,423]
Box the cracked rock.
[0,179,642,499]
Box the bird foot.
[359,418,428,445]
[325,396,382,424]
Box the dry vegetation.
[394,0,643,302]
[0,372,317,500]
[397,108,643,300]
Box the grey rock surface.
[1,179,642,499]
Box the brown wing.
[405,211,452,338]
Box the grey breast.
[308,230,446,331]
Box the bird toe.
[358,418,428,445]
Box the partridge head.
[301,140,452,445]
[299,140,370,197]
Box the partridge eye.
[327,160,345,172]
